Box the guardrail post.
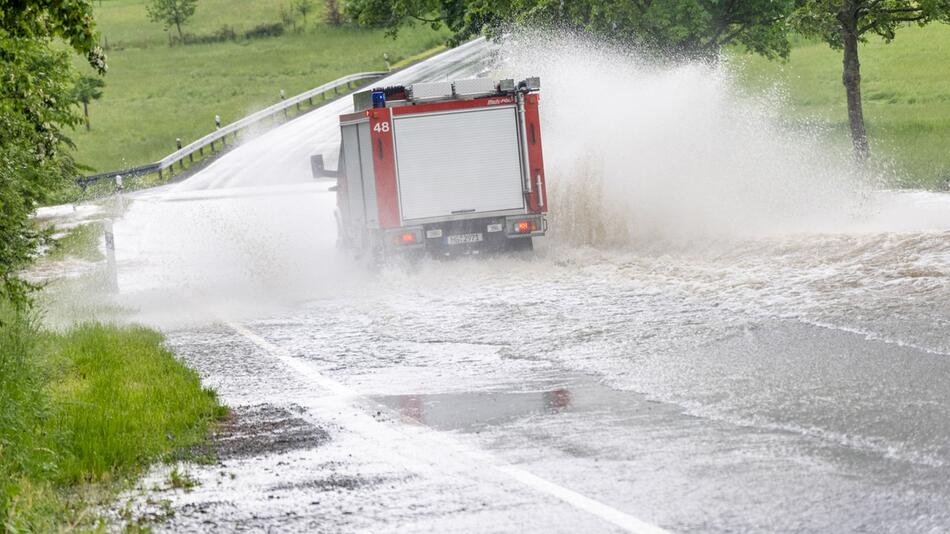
[114,174,128,211]
[103,219,118,293]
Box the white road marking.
[227,320,672,534]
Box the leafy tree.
[73,75,106,131]
[529,0,796,59]
[345,0,513,45]
[345,0,797,58]
[146,0,198,43]
[0,1,106,308]
[325,0,345,26]
[294,0,315,28]
[794,0,950,161]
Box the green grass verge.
[71,0,450,174]
[733,24,950,189]
[46,224,105,263]
[0,304,225,531]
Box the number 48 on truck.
[313,77,548,259]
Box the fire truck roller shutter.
[356,122,379,229]
[393,106,526,221]
[341,124,366,244]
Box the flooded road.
[107,38,950,532]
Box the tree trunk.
[83,101,90,131]
[839,3,870,161]
[175,20,183,42]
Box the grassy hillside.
[72,0,449,173]
[734,24,950,189]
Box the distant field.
[734,24,950,189]
[71,0,449,173]
[75,3,949,189]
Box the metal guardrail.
[78,71,387,187]
[77,163,160,187]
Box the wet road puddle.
[371,375,649,433]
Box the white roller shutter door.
[340,124,365,227]
[393,106,525,221]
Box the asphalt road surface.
[108,39,950,533]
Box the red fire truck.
[313,77,547,259]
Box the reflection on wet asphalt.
[118,288,950,533]
[113,220,950,532]
[373,382,579,432]
[120,325,634,533]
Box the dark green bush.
[244,22,285,39]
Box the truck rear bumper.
[385,214,546,254]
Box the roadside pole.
[103,173,123,294]
[115,174,125,209]
[103,219,118,293]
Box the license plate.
[447,233,483,245]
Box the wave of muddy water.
[103,38,950,532]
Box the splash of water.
[82,34,950,330]
[497,32,886,245]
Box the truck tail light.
[386,226,424,247]
[516,221,538,233]
[506,216,545,237]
